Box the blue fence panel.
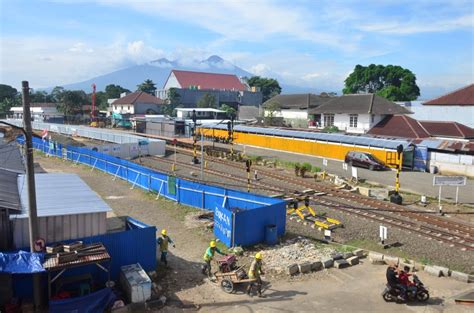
[213,206,233,247]
[202,184,226,212]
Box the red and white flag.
[41,129,48,139]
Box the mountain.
[57,55,254,92]
[51,55,315,95]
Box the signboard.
[342,162,348,171]
[379,225,387,241]
[351,167,358,180]
[34,238,45,252]
[324,229,332,240]
[433,176,466,186]
[323,159,328,166]
[214,206,233,247]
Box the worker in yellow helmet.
[156,229,175,266]
[201,240,225,278]
[247,252,265,297]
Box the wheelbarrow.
[214,267,256,293]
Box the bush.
[311,166,322,173]
[294,162,301,176]
[323,126,339,133]
[302,162,312,172]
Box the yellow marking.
[326,217,341,225]
[314,221,330,229]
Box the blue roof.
[200,124,411,150]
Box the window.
[114,105,117,110]
[350,114,358,128]
[324,114,334,127]
[127,105,130,110]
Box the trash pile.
[262,237,336,270]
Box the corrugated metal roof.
[0,169,21,211]
[14,173,111,218]
[201,124,410,149]
[0,139,25,173]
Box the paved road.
[172,261,472,313]
[233,144,474,205]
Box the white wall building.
[10,103,63,122]
[311,94,412,134]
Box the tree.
[197,93,217,108]
[137,79,157,95]
[343,64,420,101]
[246,76,282,102]
[105,84,130,99]
[51,86,65,103]
[57,90,88,119]
[220,104,236,118]
[94,91,109,110]
[263,100,281,118]
[163,88,180,116]
[29,90,54,103]
[0,84,19,114]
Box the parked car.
[344,151,386,170]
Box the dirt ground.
[34,153,474,312]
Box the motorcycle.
[382,274,430,303]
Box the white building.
[10,103,64,122]
[310,94,412,134]
[110,91,164,115]
[176,108,227,120]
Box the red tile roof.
[418,121,474,139]
[170,70,246,91]
[423,84,474,106]
[368,115,430,139]
[368,115,474,139]
[112,91,163,105]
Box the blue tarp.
[49,287,116,313]
[0,250,45,273]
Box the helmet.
[255,252,263,260]
[161,229,167,236]
[210,240,217,248]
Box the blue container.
[265,224,278,245]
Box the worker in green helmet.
[156,229,175,266]
[201,240,225,278]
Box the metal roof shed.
[10,173,112,249]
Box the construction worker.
[247,252,265,297]
[156,229,175,266]
[201,240,225,278]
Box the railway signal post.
[390,144,404,205]
[246,159,252,192]
[192,110,199,164]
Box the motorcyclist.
[399,266,417,296]
[386,263,406,301]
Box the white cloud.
[358,14,474,34]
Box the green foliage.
[163,87,181,116]
[51,86,65,103]
[197,93,217,108]
[220,103,237,118]
[137,79,157,95]
[311,166,322,173]
[246,76,282,102]
[302,162,312,172]
[29,90,54,103]
[343,64,420,101]
[263,101,281,118]
[57,90,88,117]
[323,126,339,133]
[94,91,109,110]
[0,84,20,114]
[105,84,131,99]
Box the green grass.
[345,239,412,261]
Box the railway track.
[151,144,474,251]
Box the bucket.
[265,224,278,245]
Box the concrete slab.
[347,256,359,266]
[322,257,334,269]
[368,252,384,265]
[334,259,350,269]
[353,249,365,258]
[424,265,442,277]
[342,252,354,259]
[450,271,470,283]
[331,253,343,260]
[311,261,322,271]
[287,264,299,275]
[384,255,399,266]
[298,262,312,274]
[433,265,450,277]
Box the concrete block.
[298,262,312,274]
[353,249,365,258]
[424,265,442,277]
[311,261,323,271]
[384,255,399,266]
[347,256,359,266]
[433,266,450,277]
[331,253,343,260]
[322,257,334,269]
[358,186,370,197]
[342,252,354,259]
[368,252,384,265]
[450,271,470,283]
[334,259,350,269]
[287,264,299,275]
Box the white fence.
[429,152,474,177]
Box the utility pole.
[390,144,404,205]
[192,110,199,164]
[22,81,42,308]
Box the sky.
[0,0,473,99]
